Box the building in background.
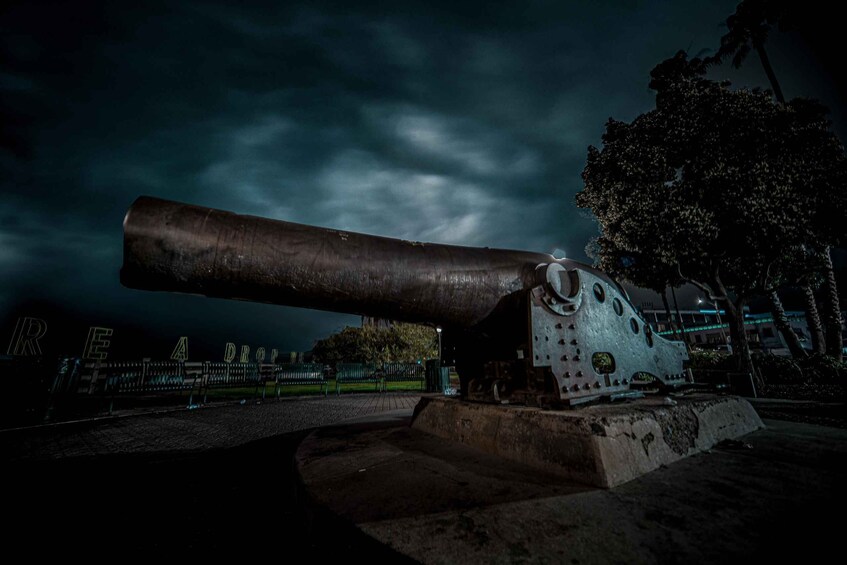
[362,316,393,329]
[640,307,820,355]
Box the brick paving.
[1,392,423,462]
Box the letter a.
[171,336,188,361]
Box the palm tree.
[709,0,787,102]
[820,250,843,359]
[710,0,842,360]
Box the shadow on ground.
[4,397,846,562]
[4,429,415,560]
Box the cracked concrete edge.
[593,397,764,487]
[410,395,764,488]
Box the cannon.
[121,196,689,406]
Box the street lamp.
[436,326,442,362]
[698,297,728,345]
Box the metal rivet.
[545,336,549,341]
[577,370,583,377]
[613,379,619,385]
[583,383,590,390]
[573,355,580,361]
[555,323,563,329]
[622,379,629,385]
[568,324,575,330]
[571,339,578,345]
[594,382,600,388]
[561,355,568,361]
[565,371,571,378]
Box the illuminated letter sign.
[224,342,236,363]
[7,317,48,356]
[171,336,188,361]
[83,327,113,360]
[255,347,266,362]
[270,348,278,363]
[239,345,250,363]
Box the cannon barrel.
[121,196,607,328]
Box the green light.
[655,315,803,336]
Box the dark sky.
[1,1,843,360]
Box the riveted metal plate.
[529,268,689,405]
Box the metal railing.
[27,358,436,423]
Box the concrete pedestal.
[410,394,763,487]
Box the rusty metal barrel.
[121,196,605,328]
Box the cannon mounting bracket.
[468,265,690,406]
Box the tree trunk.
[755,42,785,104]
[768,290,808,359]
[822,247,844,361]
[709,272,754,376]
[661,289,679,340]
[671,286,689,343]
[723,295,755,375]
[802,284,826,355]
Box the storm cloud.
[1,0,841,357]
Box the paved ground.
[300,415,846,563]
[2,393,422,560]
[747,397,847,428]
[1,392,422,461]
[2,393,844,562]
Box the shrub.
[686,350,737,385]
[798,354,847,384]
[752,353,804,384]
[688,350,735,371]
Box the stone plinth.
[410,394,763,487]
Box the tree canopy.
[707,0,845,360]
[311,322,437,365]
[577,51,847,370]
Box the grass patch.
[383,380,426,392]
[197,379,425,400]
[200,383,323,400]
[336,379,425,393]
